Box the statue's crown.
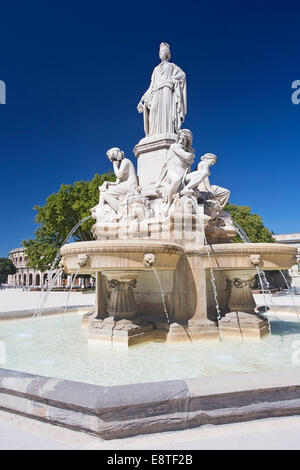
[160,42,170,50]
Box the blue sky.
[0,0,300,257]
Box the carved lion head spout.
[76,253,89,268]
[143,253,156,268]
[250,254,263,267]
[58,257,65,269]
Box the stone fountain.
[60,42,297,345]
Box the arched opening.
[29,273,33,286]
[19,274,22,285]
[43,273,48,285]
[23,274,26,286]
[35,273,40,286]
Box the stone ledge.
[0,305,92,321]
[1,367,300,439]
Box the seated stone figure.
[92,147,138,220]
[180,153,230,219]
[156,129,194,216]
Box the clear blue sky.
[1,0,300,257]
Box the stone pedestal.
[89,317,155,347]
[134,133,176,187]
[219,311,270,339]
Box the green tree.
[0,258,16,283]
[23,172,115,271]
[225,204,274,243]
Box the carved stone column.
[105,274,138,320]
[220,269,270,339]
[225,270,256,314]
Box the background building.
[273,234,300,288]
[7,247,89,288]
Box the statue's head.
[106,147,124,162]
[177,129,193,150]
[200,153,218,166]
[159,42,171,61]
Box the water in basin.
[0,313,299,386]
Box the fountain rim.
[195,242,297,256]
[60,239,185,256]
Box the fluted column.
[107,279,137,320]
[224,270,256,314]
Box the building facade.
[273,233,300,288]
[7,247,87,288]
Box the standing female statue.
[137,43,187,136]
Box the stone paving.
[1,410,300,450]
[0,288,94,313]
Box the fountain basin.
[198,243,297,270]
[60,241,297,344]
[60,239,184,274]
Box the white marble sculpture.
[182,153,230,219]
[155,129,194,216]
[137,42,187,136]
[189,153,230,219]
[91,147,138,220]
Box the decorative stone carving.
[227,277,256,289]
[76,253,89,267]
[119,187,154,232]
[143,253,156,267]
[250,254,263,267]
[137,43,187,136]
[58,257,65,269]
[225,271,257,314]
[107,278,138,319]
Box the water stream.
[192,201,223,340]
[279,269,300,321]
[223,218,251,243]
[64,269,80,314]
[152,267,170,324]
[224,217,299,324]
[35,268,63,317]
[49,214,92,275]
[35,215,92,317]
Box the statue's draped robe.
[144,62,187,135]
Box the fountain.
[60,42,297,346]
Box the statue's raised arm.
[137,43,187,136]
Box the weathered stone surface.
[1,367,300,439]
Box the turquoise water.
[0,313,299,386]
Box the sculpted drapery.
[138,43,187,136]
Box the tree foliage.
[225,204,274,243]
[23,172,115,271]
[0,258,16,283]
